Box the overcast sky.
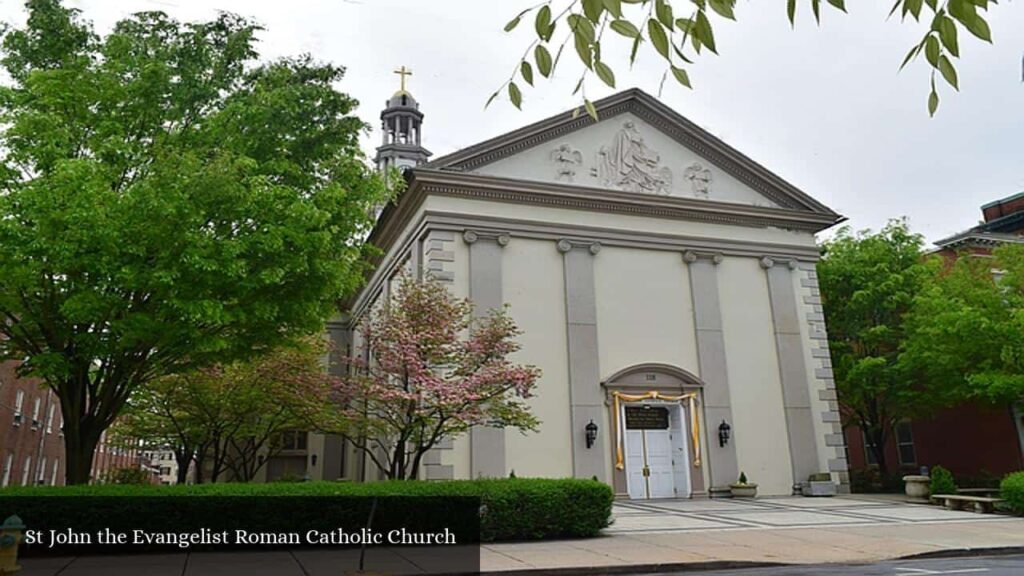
[3,0,1022,244]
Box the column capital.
[557,238,601,254]
[760,256,799,270]
[684,251,723,265]
[464,230,511,247]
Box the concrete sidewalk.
[17,496,1024,575]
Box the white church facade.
[326,86,849,498]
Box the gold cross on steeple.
[394,66,412,93]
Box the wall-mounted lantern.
[585,420,598,449]
[311,454,318,467]
[718,420,731,447]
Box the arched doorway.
[602,363,707,499]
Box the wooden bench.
[930,493,1004,513]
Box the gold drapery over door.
[611,390,701,470]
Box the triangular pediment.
[426,89,837,216]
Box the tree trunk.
[211,436,226,482]
[869,426,889,477]
[174,448,191,484]
[63,421,101,485]
[194,443,208,484]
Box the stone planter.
[903,475,930,502]
[730,483,758,498]
[805,480,838,497]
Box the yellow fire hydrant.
[0,515,25,575]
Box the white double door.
[624,403,691,500]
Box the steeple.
[375,66,431,172]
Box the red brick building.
[843,193,1024,484]
[1,360,147,487]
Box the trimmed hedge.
[1001,471,1024,514]
[0,477,613,543]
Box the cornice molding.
[409,169,838,236]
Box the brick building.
[1,360,146,487]
[843,192,1024,485]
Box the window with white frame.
[38,457,46,484]
[46,404,55,433]
[13,390,24,422]
[21,456,31,486]
[1,454,11,487]
[896,421,917,465]
[51,459,59,485]
[32,396,40,427]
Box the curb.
[897,545,1024,561]
[479,560,786,576]
[479,546,1024,576]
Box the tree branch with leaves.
[496,0,998,117]
[0,0,390,484]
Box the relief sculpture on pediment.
[591,121,672,195]
[549,143,583,182]
[683,162,713,198]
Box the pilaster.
[684,251,739,489]
[559,238,607,481]
[466,229,509,478]
[761,256,820,491]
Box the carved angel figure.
[592,121,672,195]
[683,162,713,198]
[549,143,583,182]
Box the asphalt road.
[644,554,1024,576]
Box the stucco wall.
[594,247,699,380]
[502,238,573,478]
[717,257,794,495]
[344,177,829,495]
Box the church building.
[329,78,849,498]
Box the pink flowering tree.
[337,276,540,480]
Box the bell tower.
[375,66,431,172]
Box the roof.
[426,88,841,217]
[933,229,1024,250]
[981,191,1024,211]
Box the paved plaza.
[607,494,1012,533]
[483,496,1024,573]
[18,496,1024,575]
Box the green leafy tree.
[903,244,1024,408]
[818,220,957,475]
[120,339,343,483]
[0,1,390,484]
[497,0,999,116]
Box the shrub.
[1001,471,1024,514]
[929,465,957,496]
[0,477,613,544]
[850,467,904,493]
[103,467,152,485]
